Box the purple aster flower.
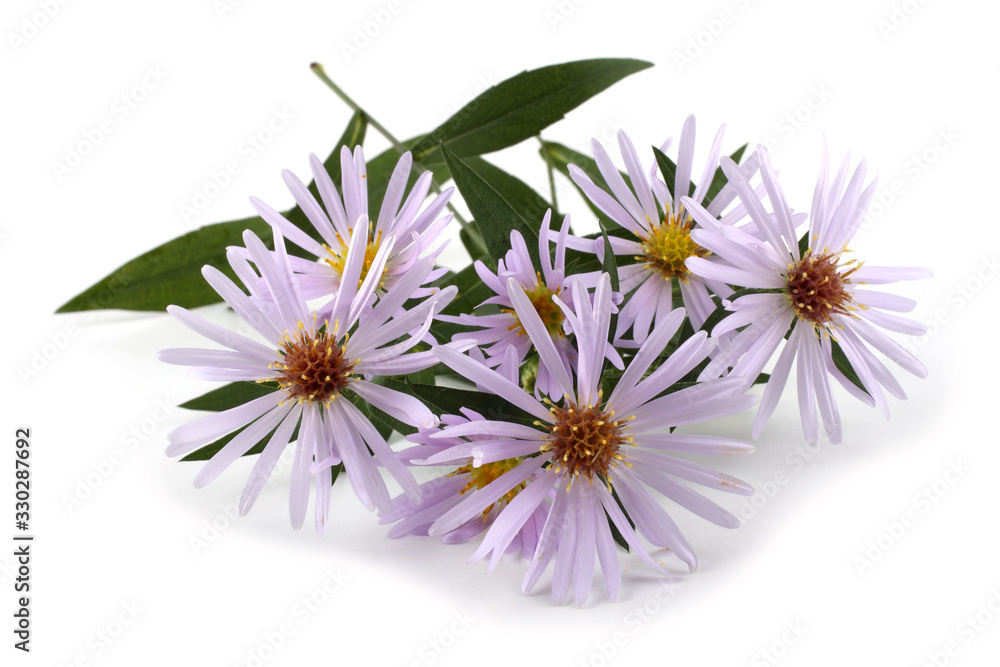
[248,146,453,309]
[379,409,546,557]
[684,144,931,445]
[567,116,762,344]
[440,210,622,397]
[159,227,456,533]
[422,273,756,605]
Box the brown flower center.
[785,249,860,327]
[270,321,354,405]
[542,401,631,481]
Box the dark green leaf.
[429,262,496,343]
[653,146,696,201]
[347,387,404,440]
[410,58,652,165]
[831,339,871,397]
[180,382,279,412]
[607,487,634,552]
[699,288,785,335]
[598,221,620,356]
[701,143,748,210]
[387,378,536,427]
[540,140,625,230]
[58,111,369,313]
[181,419,301,462]
[798,231,811,258]
[442,146,541,268]
[464,157,552,231]
[57,216,273,312]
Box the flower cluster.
[159,116,929,606]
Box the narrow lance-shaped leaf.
[598,220,620,371]
[410,58,652,165]
[428,262,495,343]
[181,412,345,488]
[442,146,541,268]
[464,157,552,233]
[655,143,747,209]
[177,376,399,464]
[831,338,871,397]
[701,144,747,209]
[57,111,369,313]
[539,140,626,230]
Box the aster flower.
[248,146,453,310]
[421,273,756,605]
[567,116,762,344]
[159,227,456,532]
[440,210,621,397]
[684,144,931,445]
[379,409,547,557]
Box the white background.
[3,0,998,665]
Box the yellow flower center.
[503,276,564,337]
[640,213,709,282]
[452,458,525,519]
[323,226,386,290]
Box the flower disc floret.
[641,215,709,282]
[503,279,564,337]
[323,227,386,290]
[542,400,630,480]
[453,458,525,518]
[785,248,861,328]
[271,320,354,406]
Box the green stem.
[310,63,482,254]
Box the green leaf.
[607,487,634,552]
[442,146,541,268]
[597,220,620,355]
[346,388,401,440]
[180,382,279,412]
[57,215,274,312]
[653,146,694,201]
[410,58,652,165]
[831,338,871,397]
[57,111,369,313]
[798,231,811,258]
[362,137,451,218]
[386,378,536,427]
[464,157,552,232]
[540,140,624,230]
[699,288,785,335]
[701,143,747,210]
[429,262,495,343]
[181,419,301,462]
